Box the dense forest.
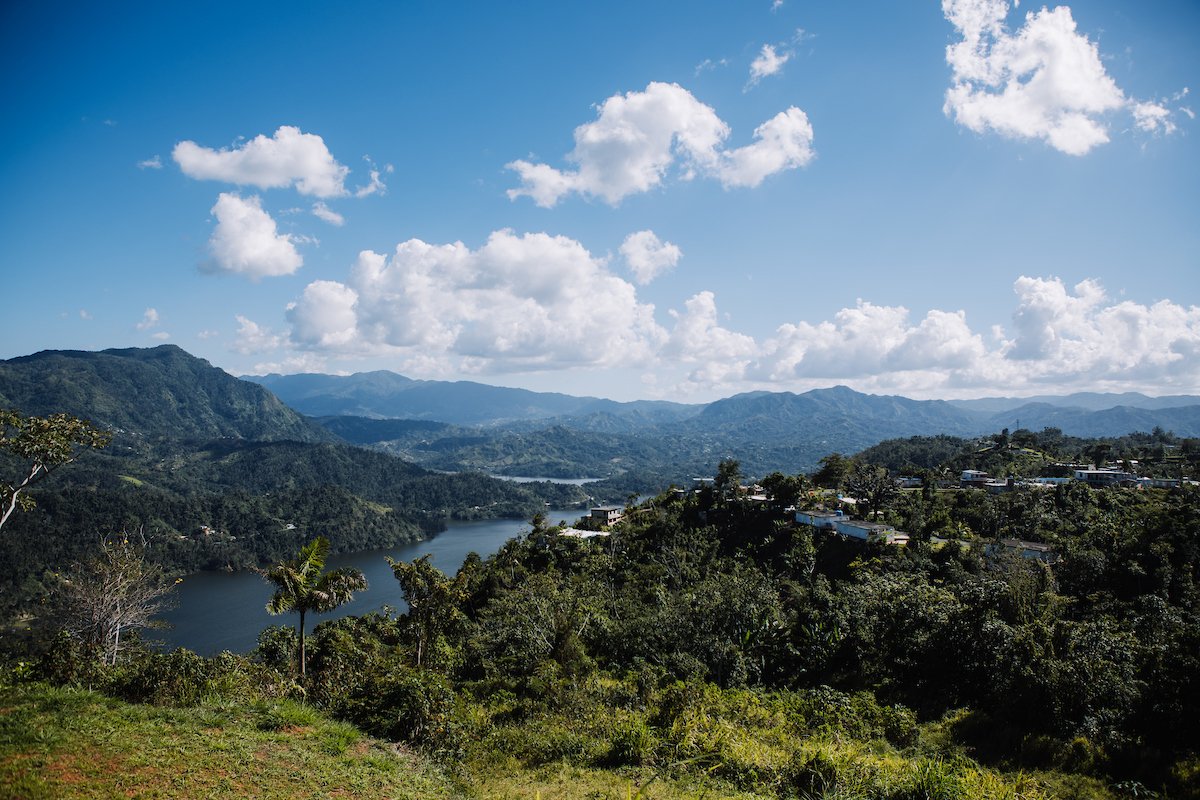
[0,434,588,619]
[5,420,1200,797]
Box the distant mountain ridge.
[949,391,1200,414]
[6,347,1199,481]
[248,371,701,427]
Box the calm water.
[155,507,584,655]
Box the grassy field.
[0,682,1118,800]
[0,684,457,800]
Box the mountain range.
[3,346,1198,482]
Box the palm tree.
[261,536,367,677]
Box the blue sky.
[2,0,1197,401]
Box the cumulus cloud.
[1001,277,1200,382]
[665,291,758,389]
[232,315,283,354]
[285,229,666,374]
[757,301,989,385]
[748,44,791,88]
[942,0,1180,154]
[174,126,350,197]
[136,308,160,331]
[506,82,814,206]
[287,280,361,350]
[311,201,345,226]
[138,156,162,169]
[716,107,815,187]
[620,230,682,285]
[651,277,1199,397]
[206,193,303,279]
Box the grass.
[0,681,1121,800]
[0,683,457,800]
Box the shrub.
[606,716,658,766]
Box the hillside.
[0,345,331,443]
[0,347,589,616]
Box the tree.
[388,554,469,669]
[845,462,898,520]
[714,458,744,501]
[261,536,367,677]
[57,532,177,666]
[812,453,853,491]
[0,409,111,531]
[760,471,807,511]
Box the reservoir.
[156,507,586,656]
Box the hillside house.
[1074,468,1138,487]
[795,510,908,545]
[961,470,990,488]
[590,506,623,526]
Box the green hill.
[0,345,332,443]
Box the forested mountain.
[312,380,1200,480]
[0,345,331,443]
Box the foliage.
[388,555,470,669]
[0,408,110,530]
[260,537,368,677]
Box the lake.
[155,507,586,656]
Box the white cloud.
[138,155,162,170]
[206,193,303,279]
[79,309,92,320]
[311,201,345,226]
[1132,101,1176,135]
[1001,276,1200,382]
[151,331,170,341]
[354,166,387,198]
[665,291,758,389]
[716,107,815,188]
[648,277,1200,398]
[620,230,682,285]
[287,280,361,350]
[506,82,814,206]
[285,229,666,374]
[232,315,283,354]
[748,44,791,88]
[942,0,1179,154]
[173,126,350,197]
[136,308,160,331]
[197,329,219,340]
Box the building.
[795,510,908,545]
[961,470,990,488]
[1073,468,1137,487]
[590,506,623,526]
[795,510,842,529]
